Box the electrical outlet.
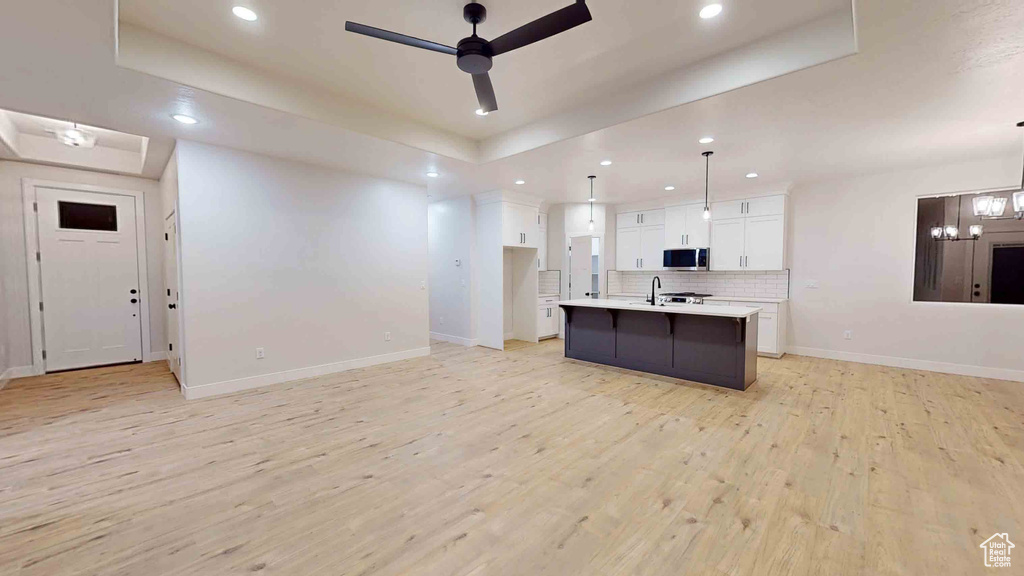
[843,330,852,340]
[439,316,445,325]
[384,332,391,342]
[255,347,265,359]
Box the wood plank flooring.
[1,339,1022,575]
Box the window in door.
[58,201,118,231]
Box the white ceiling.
[119,0,848,141]
[0,0,1023,203]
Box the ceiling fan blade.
[473,73,498,113]
[489,1,592,56]
[344,21,458,55]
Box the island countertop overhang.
[559,299,759,319]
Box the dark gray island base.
[559,300,758,391]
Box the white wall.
[174,141,429,396]
[787,155,1024,381]
[427,196,476,345]
[0,160,166,374]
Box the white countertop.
[559,299,758,319]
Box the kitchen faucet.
[651,276,661,306]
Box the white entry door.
[36,187,144,371]
[164,214,181,383]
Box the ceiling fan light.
[990,197,1007,216]
[972,195,994,216]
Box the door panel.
[164,215,181,382]
[745,195,786,217]
[664,206,686,249]
[684,204,711,247]
[711,219,745,270]
[640,225,664,270]
[616,228,641,271]
[617,211,641,229]
[37,187,142,371]
[640,209,665,227]
[744,215,784,270]
[711,199,745,220]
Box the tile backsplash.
[538,270,561,295]
[608,270,790,299]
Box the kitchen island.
[558,299,759,390]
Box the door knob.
[130,289,137,294]
[168,303,176,309]
[130,298,138,304]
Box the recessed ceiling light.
[475,108,489,116]
[515,179,525,185]
[746,172,759,179]
[232,6,258,21]
[700,4,723,19]
[426,171,439,178]
[665,186,676,191]
[172,114,198,125]
[699,137,715,144]
[600,160,612,166]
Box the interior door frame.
[21,178,153,375]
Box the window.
[58,201,117,231]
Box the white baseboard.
[430,332,478,347]
[788,346,1024,383]
[181,346,432,400]
[0,365,37,390]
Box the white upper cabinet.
[709,194,787,271]
[617,209,664,229]
[665,204,710,249]
[711,218,746,271]
[744,215,784,270]
[640,225,665,270]
[616,227,642,271]
[502,202,539,248]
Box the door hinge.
[167,289,171,296]
[169,343,173,351]
[33,202,38,212]
[36,251,40,262]
[165,233,168,241]
[42,350,47,360]
[38,301,43,311]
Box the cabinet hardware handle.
[682,235,685,245]
[739,255,742,267]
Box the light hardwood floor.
[1,339,1021,575]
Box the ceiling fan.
[345,1,593,114]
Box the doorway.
[569,235,601,300]
[23,180,152,374]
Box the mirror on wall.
[914,189,1024,304]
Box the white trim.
[180,347,432,400]
[788,346,1024,383]
[430,332,478,347]
[21,178,154,376]
[0,366,36,390]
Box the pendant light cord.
[702,151,714,210]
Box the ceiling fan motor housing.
[457,36,493,74]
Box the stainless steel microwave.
[663,248,709,270]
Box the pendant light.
[587,175,596,231]
[702,151,713,220]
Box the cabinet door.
[664,205,687,249]
[616,227,642,271]
[617,211,642,229]
[711,199,745,220]
[745,195,786,217]
[711,218,745,270]
[684,204,710,247]
[757,313,778,354]
[640,209,665,227]
[744,215,784,270]
[501,203,520,246]
[640,225,664,270]
[537,228,547,270]
[520,204,539,248]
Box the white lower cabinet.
[538,297,560,338]
[704,299,787,357]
